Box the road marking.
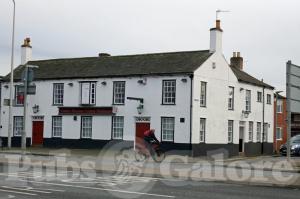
[2,186,51,194]
[19,179,175,198]
[35,187,65,192]
[0,188,36,196]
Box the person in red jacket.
[143,129,159,146]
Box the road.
[0,163,298,199]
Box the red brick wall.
[273,98,287,152]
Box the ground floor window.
[200,118,206,143]
[112,116,124,139]
[13,116,23,136]
[161,117,175,142]
[248,121,253,142]
[81,116,92,139]
[228,120,233,143]
[257,122,261,142]
[276,127,283,140]
[52,116,62,137]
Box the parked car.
[280,135,300,156]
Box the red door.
[135,123,150,149]
[32,121,44,145]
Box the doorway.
[135,121,150,150]
[239,122,245,153]
[32,121,44,146]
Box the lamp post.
[274,91,283,154]
[8,0,16,149]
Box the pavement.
[0,147,299,190]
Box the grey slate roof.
[230,66,274,89]
[4,50,212,81]
[2,50,274,89]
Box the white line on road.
[1,186,51,194]
[34,187,65,192]
[19,179,175,198]
[0,188,36,196]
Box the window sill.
[161,140,174,143]
[112,103,125,106]
[53,104,64,106]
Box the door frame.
[134,117,151,150]
[32,116,44,146]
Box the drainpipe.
[189,74,194,156]
[262,86,265,154]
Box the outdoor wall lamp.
[101,81,107,86]
[32,104,39,113]
[4,85,9,89]
[242,110,250,118]
[68,82,73,87]
[137,103,144,115]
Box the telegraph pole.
[21,66,28,150]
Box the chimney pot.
[216,20,221,29]
[230,51,243,70]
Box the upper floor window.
[81,116,92,139]
[113,81,126,105]
[248,121,253,142]
[53,83,64,105]
[200,82,207,107]
[228,120,234,143]
[228,86,234,110]
[161,117,175,142]
[200,118,206,143]
[15,85,24,106]
[14,116,23,136]
[162,80,176,105]
[52,116,62,137]
[257,91,262,102]
[112,116,124,139]
[245,90,251,112]
[267,94,272,104]
[80,82,96,105]
[276,99,283,113]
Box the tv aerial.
[216,9,230,20]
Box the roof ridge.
[29,49,211,63]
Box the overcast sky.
[1,0,300,92]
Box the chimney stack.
[230,52,243,70]
[209,20,223,53]
[21,37,32,65]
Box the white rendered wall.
[0,75,191,144]
[192,52,274,145]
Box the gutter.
[189,74,194,156]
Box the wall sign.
[59,107,115,115]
